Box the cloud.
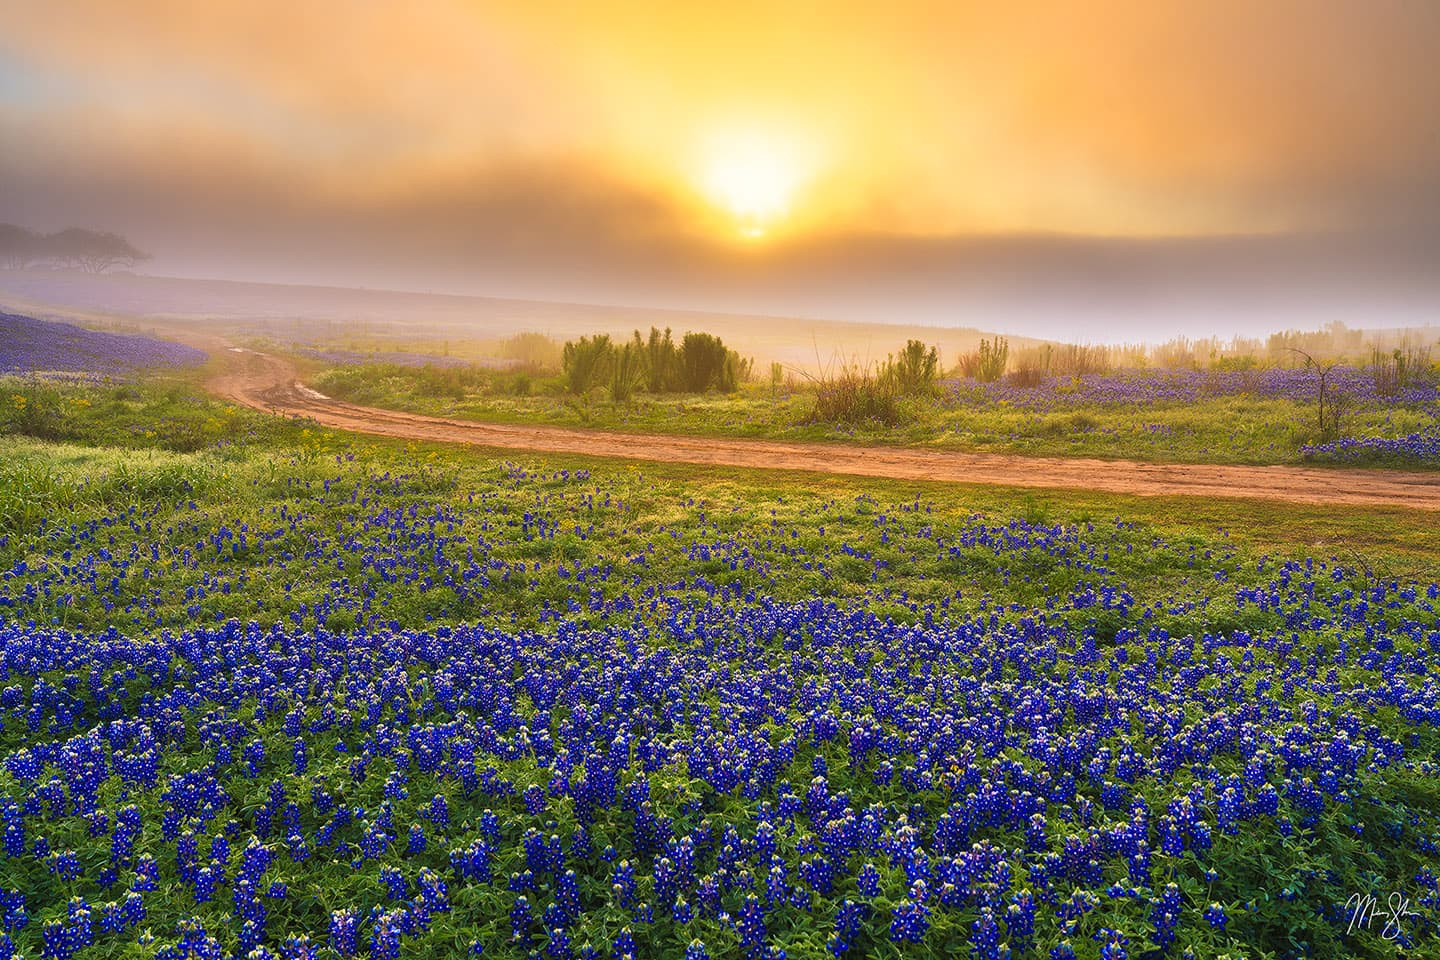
[1,0,1438,338]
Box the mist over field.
[3,1,1439,343]
[0,269,1055,371]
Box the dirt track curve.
[204,343,1440,511]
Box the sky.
[2,0,1439,341]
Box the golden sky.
[1,1,1438,333]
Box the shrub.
[561,327,750,396]
[644,327,680,393]
[610,340,646,404]
[678,332,738,392]
[498,332,563,372]
[561,335,615,396]
[881,340,939,396]
[1,385,67,440]
[807,366,902,425]
[1370,345,1432,396]
[419,365,488,400]
[1006,366,1048,387]
[1151,336,1204,370]
[957,337,1009,382]
[1048,343,1110,376]
[1007,345,1053,386]
[1290,348,1349,441]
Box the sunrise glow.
[1,1,1435,332]
[695,126,815,238]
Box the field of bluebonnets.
[0,313,206,379]
[5,317,1440,960]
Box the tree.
[46,228,151,273]
[0,223,150,272]
[0,223,43,270]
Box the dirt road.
[205,344,1440,511]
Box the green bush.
[678,331,738,392]
[560,327,751,396]
[610,339,646,404]
[562,334,615,396]
[881,339,940,395]
[644,327,680,392]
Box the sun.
[696,127,810,239]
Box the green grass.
[311,363,1440,467]
[4,376,1437,641]
[1,374,315,454]
[5,375,1440,958]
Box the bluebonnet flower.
[370,910,403,960]
[856,862,880,897]
[282,935,317,960]
[737,896,767,958]
[48,850,82,882]
[329,908,360,956]
[612,928,637,960]
[889,898,929,945]
[0,891,26,933]
[967,906,999,958]
[510,895,534,944]
[828,899,867,956]
[1150,883,1183,949]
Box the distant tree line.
[562,327,754,400]
[0,223,150,273]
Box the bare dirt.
[197,341,1440,511]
